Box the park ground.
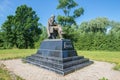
[0,49,120,80]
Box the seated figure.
[47,15,63,39]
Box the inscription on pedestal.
[64,41,73,49]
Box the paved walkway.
[1,59,120,80]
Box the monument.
[25,15,93,75]
[47,15,63,39]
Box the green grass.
[0,49,120,70]
[0,49,36,80]
[78,51,120,70]
[99,77,108,80]
[0,64,24,80]
[0,49,37,60]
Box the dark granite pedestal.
[25,39,93,75]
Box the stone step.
[27,54,84,63]
[63,61,93,75]
[25,56,90,71]
[63,58,89,68]
[26,57,63,70]
[25,59,65,75]
[26,55,88,67]
[25,59,93,75]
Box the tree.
[1,5,41,49]
[79,17,109,33]
[0,31,4,48]
[110,21,120,35]
[57,0,84,26]
[56,0,84,41]
[75,18,120,51]
[63,24,79,41]
[35,26,47,48]
[1,15,15,48]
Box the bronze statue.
[47,15,63,39]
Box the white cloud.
[0,0,13,17]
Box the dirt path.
[1,59,120,80]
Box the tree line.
[0,0,120,51]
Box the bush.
[74,32,120,51]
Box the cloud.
[0,0,13,17]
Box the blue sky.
[0,0,120,27]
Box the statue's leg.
[57,25,63,38]
[48,27,55,39]
[47,27,50,38]
[51,33,55,39]
[53,25,63,38]
[48,33,52,39]
[53,33,56,39]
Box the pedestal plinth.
[25,39,93,75]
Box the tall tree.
[57,0,84,26]
[0,31,4,48]
[1,5,41,49]
[2,15,15,48]
[79,17,109,33]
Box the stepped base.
[24,39,93,75]
[25,54,93,75]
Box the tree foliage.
[1,5,41,49]
[110,21,120,35]
[63,24,79,42]
[56,0,84,41]
[57,0,84,26]
[79,17,109,33]
[1,15,15,48]
[35,26,47,48]
[74,18,120,51]
[0,3,119,51]
[0,31,4,48]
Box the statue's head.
[51,14,55,19]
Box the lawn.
[78,51,120,70]
[0,49,36,80]
[0,49,37,60]
[0,63,24,80]
[0,49,120,70]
